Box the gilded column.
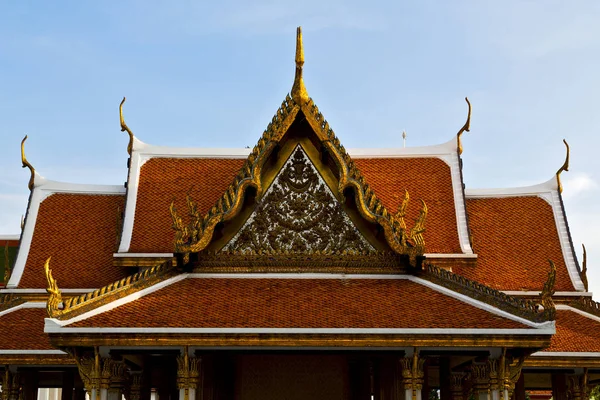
[177,350,201,400]
[488,359,500,400]
[471,363,490,400]
[128,374,143,400]
[71,348,128,400]
[569,370,589,400]
[1,369,21,400]
[400,353,425,400]
[450,372,466,400]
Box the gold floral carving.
[21,135,36,191]
[223,146,374,254]
[1,370,20,400]
[44,257,63,318]
[400,353,425,400]
[177,348,201,397]
[171,28,429,263]
[422,263,554,323]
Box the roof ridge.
[46,259,176,320]
[569,296,600,318]
[421,263,554,323]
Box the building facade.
[1,27,599,400]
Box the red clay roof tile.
[19,193,127,288]
[545,309,600,353]
[71,278,528,329]
[0,307,55,350]
[129,158,246,253]
[455,197,575,291]
[355,158,462,254]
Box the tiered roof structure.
[0,27,598,400]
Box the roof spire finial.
[556,139,569,193]
[20,135,35,191]
[581,243,589,291]
[291,26,309,105]
[402,130,407,148]
[456,97,472,155]
[120,97,134,156]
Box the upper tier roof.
[118,137,472,256]
[462,179,585,293]
[8,178,127,289]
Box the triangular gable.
[222,145,375,255]
[169,28,427,265]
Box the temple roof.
[0,302,66,355]
[461,179,584,292]
[45,274,554,345]
[544,306,600,353]
[8,179,127,289]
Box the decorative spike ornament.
[21,135,36,191]
[120,97,135,156]
[556,139,570,193]
[456,97,472,155]
[291,27,309,105]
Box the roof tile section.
[71,278,527,329]
[20,193,126,288]
[354,158,461,253]
[130,158,245,253]
[0,307,55,350]
[545,309,600,353]
[456,197,575,291]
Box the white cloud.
[561,173,598,200]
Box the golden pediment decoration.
[171,27,429,265]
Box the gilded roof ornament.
[456,97,471,155]
[3,242,10,285]
[555,139,569,193]
[539,260,557,319]
[120,97,135,156]
[44,257,63,318]
[581,243,588,292]
[291,27,309,105]
[20,135,35,191]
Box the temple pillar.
[1,369,21,400]
[177,350,201,400]
[128,373,143,400]
[71,348,129,400]
[62,370,75,400]
[488,359,500,400]
[450,372,466,400]
[568,370,589,400]
[400,353,425,400]
[551,373,568,400]
[499,352,525,400]
[471,362,490,400]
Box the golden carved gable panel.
[222,145,375,255]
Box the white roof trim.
[425,253,477,259]
[0,301,45,317]
[7,181,125,288]
[0,234,20,241]
[532,351,600,358]
[44,324,554,335]
[465,177,558,199]
[465,178,585,292]
[502,291,592,297]
[118,137,473,255]
[0,350,66,355]
[556,304,600,323]
[49,273,552,331]
[1,288,95,294]
[113,253,173,258]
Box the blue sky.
[1,1,599,296]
